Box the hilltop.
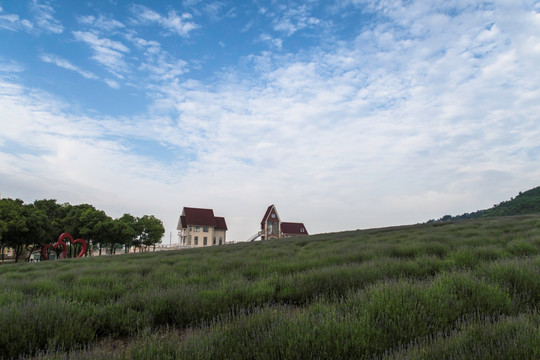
[429,185,540,222]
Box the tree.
[0,199,27,263]
[33,199,72,241]
[93,216,135,255]
[0,199,51,263]
[117,214,138,253]
[82,209,111,256]
[21,204,51,262]
[64,204,109,256]
[1,197,166,259]
[138,215,165,251]
[63,204,96,239]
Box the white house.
[177,207,227,247]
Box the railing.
[247,231,262,242]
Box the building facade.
[260,204,308,240]
[177,207,227,247]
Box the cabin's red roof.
[180,215,187,228]
[176,215,186,230]
[183,207,217,227]
[215,216,228,230]
[260,205,274,225]
[261,204,281,226]
[281,222,308,235]
[178,207,228,231]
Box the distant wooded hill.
[429,185,540,222]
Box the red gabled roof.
[261,205,274,225]
[215,216,228,230]
[261,204,281,225]
[176,215,185,230]
[182,207,217,227]
[180,215,187,228]
[281,222,308,235]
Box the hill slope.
[431,185,540,222]
[0,215,539,359]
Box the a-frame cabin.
[260,204,308,240]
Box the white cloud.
[70,17,190,85]
[40,53,98,79]
[199,2,235,21]
[40,53,123,89]
[183,0,203,7]
[142,1,540,238]
[104,78,120,89]
[130,4,198,37]
[272,5,321,36]
[0,58,25,73]
[203,2,225,21]
[139,57,188,81]
[0,6,33,32]
[29,0,63,34]
[0,78,181,232]
[73,31,129,53]
[125,34,188,81]
[77,14,125,32]
[0,1,63,35]
[128,35,161,55]
[73,31,130,76]
[259,33,283,49]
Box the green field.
[1,215,539,359]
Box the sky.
[1,0,540,243]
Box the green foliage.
[0,199,53,262]
[1,214,540,359]
[0,197,164,260]
[0,198,28,261]
[429,185,540,222]
[484,186,540,217]
[137,215,165,249]
[33,199,72,242]
[385,312,540,360]
[117,214,138,252]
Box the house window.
[213,237,216,245]
[188,236,191,246]
[194,236,198,245]
[273,222,278,235]
[203,227,209,232]
[203,237,207,246]
[194,226,200,232]
[300,228,305,233]
[218,237,223,245]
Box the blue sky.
[1,0,540,242]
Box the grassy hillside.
[484,186,540,216]
[431,185,540,222]
[0,215,539,359]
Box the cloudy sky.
[1,0,540,243]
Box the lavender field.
[1,215,539,359]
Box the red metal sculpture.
[41,233,87,260]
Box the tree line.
[0,198,165,263]
[427,185,540,223]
